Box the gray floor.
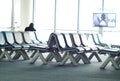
[0,55,120,81]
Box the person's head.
[101,13,106,20]
[25,23,36,31]
[29,23,34,28]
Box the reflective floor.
[0,54,120,81]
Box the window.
[34,0,55,42]
[0,0,12,31]
[102,0,120,44]
[56,0,78,33]
[79,0,102,33]
[103,0,120,32]
[33,0,120,43]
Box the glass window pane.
[34,0,54,29]
[0,0,12,30]
[56,0,78,33]
[79,0,102,33]
[34,0,55,42]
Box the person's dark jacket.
[25,23,36,31]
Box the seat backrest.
[34,31,42,43]
[22,31,33,44]
[0,32,6,45]
[97,34,108,47]
[70,33,82,47]
[97,34,104,44]
[55,33,66,49]
[48,33,67,51]
[62,33,73,48]
[3,31,15,45]
[79,33,89,47]
[29,31,42,44]
[13,31,23,44]
[47,33,56,48]
[91,34,100,45]
[87,34,96,46]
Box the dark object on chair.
[25,23,36,31]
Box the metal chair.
[22,31,49,64]
[12,31,30,60]
[63,33,89,64]
[79,33,102,62]
[0,32,12,61]
[99,48,120,70]
[69,33,90,64]
[3,31,29,60]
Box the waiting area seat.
[62,33,88,64]
[69,33,90,64]
[22,31,50,64]
[91,33,120,70]
[79,33,102,62]
[12,31,30,60]
[47,33,76,65]
[1,31,120,70]
[99,48,120,70]
[25,32,120,69]
[0,32,13,61]
[47,33,92,65]
[3,31,30,60]
[91,34,106,47]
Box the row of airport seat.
[0,31,50,64]
[0,31,120,70]
[0,31,29,61]
[90,33,120,70]
[47,33,102,65]
[47,32,120,70]
[43,33,120,70]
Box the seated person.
[25,23,36,31]
[24,23,43,45]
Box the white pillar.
[20,0,33,31]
